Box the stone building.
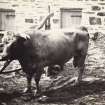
[0,0,105,33]
[0,1,15,31]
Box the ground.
[0,34,105,105]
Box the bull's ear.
[16,36,26,42]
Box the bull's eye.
[11,42,17,48]
[13,44,17,48]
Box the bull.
[1,26,89,95]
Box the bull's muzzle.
[0,53,9,61]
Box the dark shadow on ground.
[0,78,105,104]
[0,91,21,101]
[0,91,22,104]
[40,78,105,104]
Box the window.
[89,17,101,25]
[25,19,33,23]
[100,0,105,1]
[91,0,98,1]
[92,6,101,11]
[97,12,105,16]
[61,8,82,28]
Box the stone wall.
[0,0,105,33]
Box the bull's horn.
[15,32,30,40]
[20,33,30,39]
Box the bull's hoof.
[75,80,82,85]
[70,77,82,86]
[23,88,32,94]
[38,95,48,102]
[33,89,41,97]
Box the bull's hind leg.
[73,54,86,84]
[78,63,85,82]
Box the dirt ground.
[0,34,105,105]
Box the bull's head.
[0,32,30,73]
[1,32,30,61]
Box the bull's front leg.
[24,72,34,93]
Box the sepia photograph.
[0,0,105,105]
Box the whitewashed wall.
[0,0,105,32]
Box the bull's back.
[25,28,89,66]
[28,30,76,65]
